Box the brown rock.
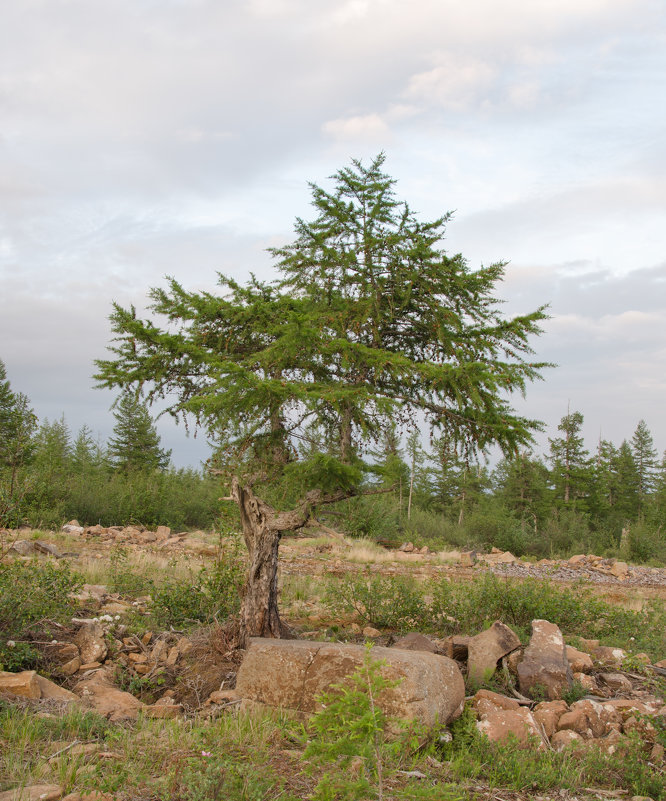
[471,689,519,718]
[592,646,626,666]
[606,698,662,717]
[482,551,516,564]
[78,662,102,672]
[599,672,632,692]
[568,554,587,565]
[151,639,169,662]
[0,670,41,699]
[504,648,523,675]
[573,672,597,691]
[654,658,666,669]
[442,635,470,660]
[459,550,477,567]
[207,689,239,705]
[623,715,657,742]
[74,673,143,721]
[59,657,81,676]
[156,525,171,539]
[651,743,665,762]
[557,699,620,739]
[566,646,593,673]
[362,626,381,638]
[399,542,415,553]
[0,786,63,801]
[35,676,79,704]
[517,620,572,700]
[235,638,465,727]
[467,621,521,684]
[74,622,108,665]
[608,560,629,579]
[533,700,568,739]
[550,729,584,752]
[391,633,437,653]
[476,706,545,747]
[578,638,600,651]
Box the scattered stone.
[442,635,471,660]
[235,638,465,727]
[62,521,84,534]
[609,561,629,579]
[35,676,79,704]
[573,672,597,691]
[655,658,666,669]
[74,622,108,665]
[472,690,545,748]
[566,645,593,673]
[399,542,415,553]
[362,626,382,638]
[59,657,81,676]
[0,785,63,801]
[78,662,102,672]
[155,525,171,539]
[517,620,572,700]
[33,541,64,558]
[504,648,523,675]
[482,551,516,565]
[568,554,587,565]
[467,621,521,684]
[471,689,520,717]
[651,743,665,762]
[599,672,633,692]
[143,703,184,718]
[0,669,41,699]
[9,539,38,556]
[391,633,437,653]
[557,699,620,739]
[459,550,477,567]
[207,689,239,705]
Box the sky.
[1,0,665,469]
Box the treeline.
[355,411,666,563]
[0,360,219,530]
[2,358,665,563]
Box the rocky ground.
[1,522,665,801]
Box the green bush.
[324,574,428,631]
[0,559,82,670]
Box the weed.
[324,574,427,631]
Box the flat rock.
[476,705,545,748]
[74,673,143,721]
[235,638,465,728]
[592,646,626,666]
[517,620,572,700]
[566,645,593,673]
[35,676,80,704]
[0,786,63,801]
[391,633,436,653]
[0,670,41,699]
[467,621,521,684]
[599,672,632,692]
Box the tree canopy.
[94,154,550,642]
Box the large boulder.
[517,620,572,700]
[74,672,143,722]
[0,670,42,699]
[467,621,521,684]
[472,690,545,748]
[74,622,108,665]
[235,638,465,727]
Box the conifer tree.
[95,155,549,644]
[548,410,590,505]
[631,419,658,511]
[108,393,171,472]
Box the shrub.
[0,559,82,670]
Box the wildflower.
[201,751,212,758]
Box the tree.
[0,360,37,527]
[107,393,171,472]
[630,419,658,512]
[548,409,590,505]
[95,154,549,645]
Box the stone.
[550,729,584,752]
[517,620,572,700]
[599,672,632,692]
[651,743,665,762]
[362,626,381,638]
[655,658,666,669]
[74,673,144,722]
[533,700,568,739]
[623,715,657,742]
[0,670,41,699]
[504,648,523,675]
[35,676,79,704]
[471,689,519,718]
[0,786,63,801]
[155,525,171,539]
[609,560,629,579]
[482,551,516,564]
[235,638,465,728]
[74,622,108,665]
[442,635,470,660]
[568,554,587,565]
[592,646,626,666]
[53,643,79,663]
[459,550,477,567]
[207,689,239,705]
[399,542,415,552]
[467,621,521,684]
[62,522,84,534]
[9,540,37,556]
[573,672,597,691]
[391,633,436,653]
[578,638,600,651]
[143,703,183,718]
[476,705,545,748]
[556,699,620,739]
[566,646,593,673]
[33,541,64,558]
[59,657,81,676]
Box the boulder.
[550,729,584,752]
[608,561,629,579]
[9,540,37,556]
[459,550,477,567]
[557,699,620,739]
[235,638,465,727]
[467,621,521,684]
[592,646,626,666]
[35,676,80,705]
[517,620,572,700]
[599,672,632,692]
[0,670,41,699]
[74,622,108,665]
[156,525,171,539]
[391,633,437,653]
[362,626,381,639]
[471,691,545,747]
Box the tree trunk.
[231,478,289,648]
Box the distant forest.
[2,359,664,564]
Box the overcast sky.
[1,0,665,468]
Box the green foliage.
[108,392,171,472]
[324,573,427,631]
[151,539,245,628]
[304,643,415,801]
[0,559,82,670]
